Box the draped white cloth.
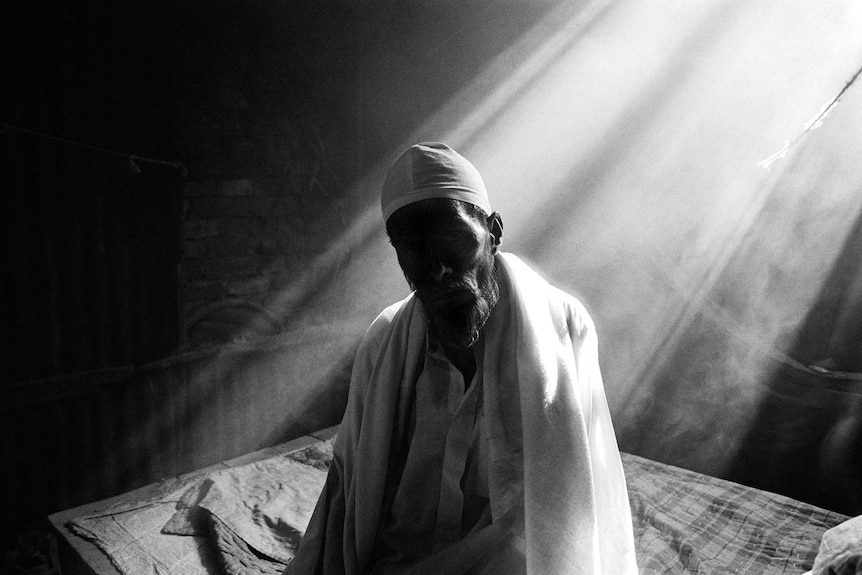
[287,252,637,575]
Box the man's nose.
[429,259,453,281]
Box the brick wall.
[171,3,364,348]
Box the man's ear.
[487,212,503,252]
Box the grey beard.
[420,277,500,349]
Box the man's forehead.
[389,199,484,234]
[393,198,480,220]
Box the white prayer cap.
[381,142,491,222]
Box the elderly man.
[287,143,637,575]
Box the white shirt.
[371,336,490,571]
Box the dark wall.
[3,2,182,381]
[1,0,559,534]
[171,1,364,333]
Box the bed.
[50,426,855,575]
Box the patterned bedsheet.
[623,453,848,574]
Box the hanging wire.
[1,121,188,176]
[759,60,862,169]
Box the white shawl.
[287,252,637,575]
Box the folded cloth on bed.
[288,252,637,575]
[807,515,862,575]
[197,457,326,564]
[163,440,334,539]
[67,442,331,575]
[69,478,220,575]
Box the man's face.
[388,200,500,349]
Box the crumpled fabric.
[68,442,333,575]
[808,515,862,575]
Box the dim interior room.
[3,0,862,573]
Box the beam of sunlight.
[263,0,621,330]
[407,2,862,476]
[195,1,628,457]
[194,0,862,478]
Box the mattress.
[63,437,849,575]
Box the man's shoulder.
[501,252,595,333]
[347,299,404,377]
[546,283,596,338]
[505,254,595,336]
[357,296,413,353]
[546,282,591,316]
[367,298,408,332]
